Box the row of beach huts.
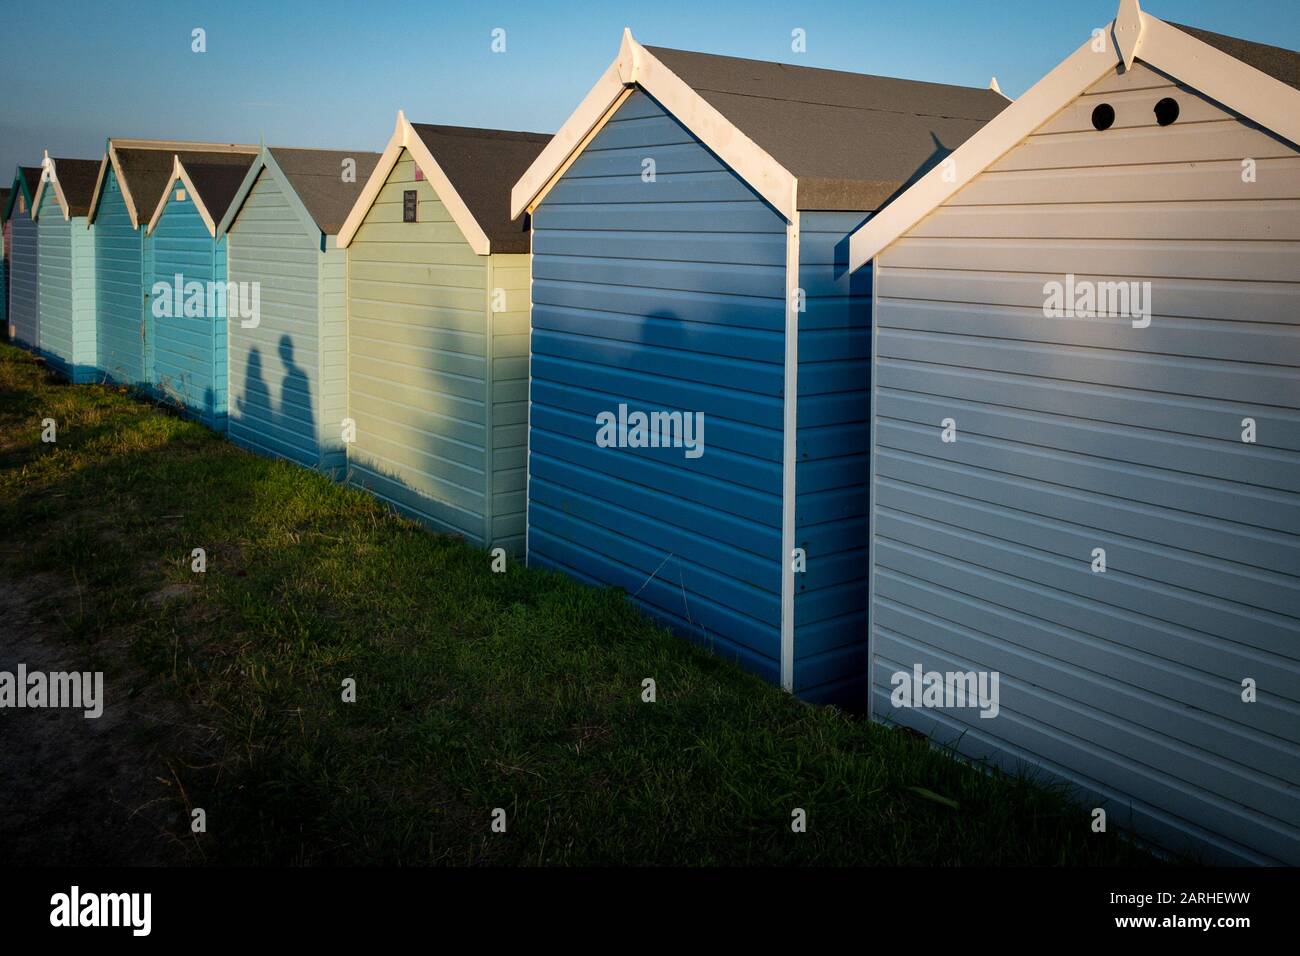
[2,3,1298,865]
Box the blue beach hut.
[30,154,103,381]
[4,166,43,349]
[511,31,1007,705]
[142,151,257,429]
[87,139,258,388]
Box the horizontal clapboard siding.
[94,168,147,386]
[529,90,787,679]
[36,189,73,375]
[870,60,1300,865]
[9,206,38,348]
[227,169,336,472]
[150,179,228,430]
[794,211,872,705]
[346,151,492,546]
[36,189,97,382]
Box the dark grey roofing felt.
[267,147,382,235]
[178,158,257,224]
[50,158,103,217]
[645,46,1011,210]
[1169,23,1300,92]
[115,146,258,222]
[409,124,551,253]
[20,166,41,199]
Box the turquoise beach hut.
[87,139,258,388]
[5,166,42,349]
[142,151,257,429]
[217,144,380,475]
[30,154,103,381]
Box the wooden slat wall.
[227,169,333,471]
[346,151,493,546]
[94,168,147,386]
[871,60,1300,865]
[528,90,788,680]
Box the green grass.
[0,342,1161,865]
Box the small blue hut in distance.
[4,166,43,350]
[30,154,103,382]
[86,139,259,389]
[143,151,257,430]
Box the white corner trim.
[989,76,1009,100]
[848,4,1300,271]
[847,22,1120,271]
[511,29,797,223]
[779,211,800,693]
[144,156,218,237]
[865,246,881,722]
[336,111,492,255]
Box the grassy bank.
[0,342,1157,865]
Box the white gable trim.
[1139,15,1300,149]
[511,28,798,222]
[335,111,493,255]
[216,145,323,245]
[87,139,258,228]
[85,153,113,228]
[849,0,1300,271]
[144,157,218,237]
[31,153,72,222]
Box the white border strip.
[779,211,800,693]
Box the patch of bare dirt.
[0,573,195,865]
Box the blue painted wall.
[8,198,39,350]
[150,178,228,431]
[529,90,789,680]
[94,167,148,386]
[35,186,98,382]
[793,212,873,707]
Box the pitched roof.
[21,166,41,198]
[48,158,102,216]
[179,159,257,224]
[3,168,41,221]
[645,46,1010,210]
[408,125,551,253]
[266,147,382,235]
[1169,22,1300,91]
[112,143,258,225]
[846,2,1300,270]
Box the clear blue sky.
[3,0,1297,178]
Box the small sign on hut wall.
[403,190,417,223]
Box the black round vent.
[1154,97,1180,126]
[1091,103,1116,131]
